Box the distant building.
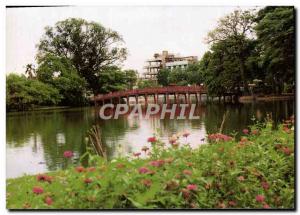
[143,50,198,80]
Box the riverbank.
[239,94,294,103]
[7,121,294,209]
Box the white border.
[1,0,299,214]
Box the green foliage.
[255,7,295,94]
[168,68,189,86]
[199,37,255,96]
[124,69,138,90]
[36,54,87,106]
[201,7,295,96]
[137,79,159,89]
[206,9,256,94]
[7,123,294,209]
[37,18,127,94]
[6,74,61,111]
[157,68,170,86]
[157,64,204,87]
[98,66,138,93]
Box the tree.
[137,79,158,89]
[255,7,295,94]
[36,54,87,106]
[37,18,127,94]
[206,9,256,94]
[157,68,170,86]
[98,66,133,93]
[168,68,189,86]
[186,63,204,86]
[124,69,138,89]
[199,38,247,97]
[6,74,61,111]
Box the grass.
[6,120,294,209]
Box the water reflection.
[6,100,294,178]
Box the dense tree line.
[157,6,295,96]
[6,7,294,111]
[7,18,137,111]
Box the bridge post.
[135,95,138,104]
[174,93,177,103]
[118,97,121,104]
[195,93,198,103]
[126,96,129,104]
[184,94,187,103]
[145,94,148,104]
[110,98,113,104]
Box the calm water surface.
[6,100,294,178]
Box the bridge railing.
[95,85,206,101]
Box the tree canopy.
[37,18,127,94]
[255,6,295,94]
[36,54,88,106]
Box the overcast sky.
[6,6,256,75]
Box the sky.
[6,6,256,75]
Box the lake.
[6,99,294,178]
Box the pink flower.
[84,178,93,184]
[37,174,53,183]
[149,160,165,167]
[147,137,156,143]
[141,179,152,187]
[87,167,96,172]
[256,195,265,203]
[44,196,53,206]
[182,169,192,175]
[283,127,291,133]
[133,152,141,157]
[228,201,237,206]
[63,150,73,158]
[33,186,44,194]
[181,188,190,199]
[242,129,249,135]
[282,147,292,155]
[138,167,150,174]
[183,130,190,138]
[263,203,270,209]
[75,166,85,173]
[208,133,233,142]
[186,184,198,191]
[251,129,259,135]
[261,181,270,190]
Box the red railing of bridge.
[94,85,207,101]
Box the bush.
[6,74,61,111]
[6,121,294,209]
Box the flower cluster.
[208,133,233,142]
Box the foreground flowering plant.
[6,120,294,209]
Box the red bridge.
[93,85,208,105]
